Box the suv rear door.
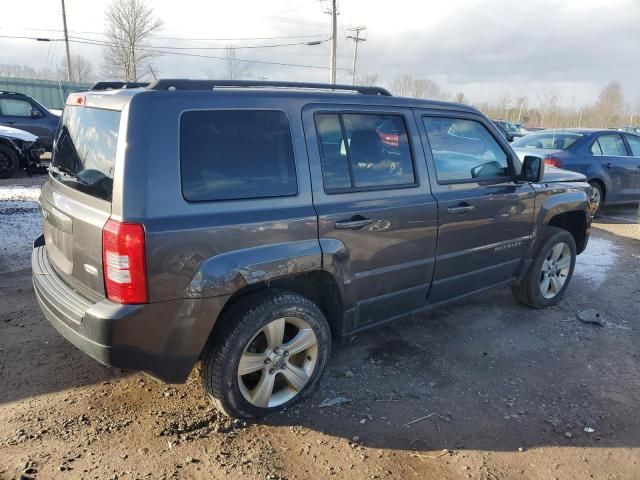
[303,104,437,333]
[39,104,121,300]
[415,109,536,304]
[622,134,640,197]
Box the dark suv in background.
[0,91,60,150]
[32,80,592,418]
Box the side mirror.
[521,155,544,183]
[30,109,43,119]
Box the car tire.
[512,226,577,309]
[0,144,19,179]
[201,289,331,419]
[588,181,604,216]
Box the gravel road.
[1,175,639,480]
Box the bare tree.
[223,44,250,80]
[103,0,163,82]
[390,75,446,99]
[453,91,468,104]
[57,54,95,83]
[355,72,379,86]
[593,81,624,128]
[535,88,559,128]
[0,64,47,79]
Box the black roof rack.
[0,91,29,97]
[91,81,149,91]
[146,79,392,96]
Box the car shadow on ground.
[1,224,638,455]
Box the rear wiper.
[49,165,87,184]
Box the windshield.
[52,106,121,201]
[512,132,582,150]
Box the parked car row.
[511,129,640,214]
[0,91,62,177]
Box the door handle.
[335,217,373,230]
[605,162,613,168]
[447,204,475,214]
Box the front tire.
[201,290,331,419]
[0,145,19,179]
[512,227,577,308]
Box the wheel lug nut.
[283,350,289,356]
[281,364,287,369]
[264,358,271,364]
[269,368,275,374]
[273,347,280,354]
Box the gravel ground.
[1,175,639,480]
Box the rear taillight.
[102,219,147,304]
[544,157,562,168]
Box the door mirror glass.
[521,155,544,182]
[31,109,43,119]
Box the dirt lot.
[1,174,639,480]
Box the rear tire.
[588,181,604,216]
[201,290,331,419]
[512,226,576,309]
[0,145,19,179]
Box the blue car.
[0,91,60,151]
[512,129,640,214]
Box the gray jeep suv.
[32,80,592,418]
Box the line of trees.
[357,72,638,129]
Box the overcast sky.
[1,0,638,107]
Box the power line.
[0,26,327,43]
[0,35,350,71]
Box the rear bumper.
[32,238,228,383]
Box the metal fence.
[0,77,92,110]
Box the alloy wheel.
[539,241,571,299]
[237,317,318,408]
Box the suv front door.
[415,110,536,304]
[303,105,438,333]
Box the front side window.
[624,135,640,157]
[593,134,627,156]
[423,116,510,182]
[315,112,415,191]
[180,110,297,202]
[0,98,32,117]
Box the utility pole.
[347,26,366,85]
[328,0,337,84]
[61,0,72,81]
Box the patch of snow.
[0,185,42,273]
[574,236,619,287]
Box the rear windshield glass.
[512,132,582,150]
[180,110,297,202]
[52,106,120,201]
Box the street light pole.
[329,0,337,84]
[347,26,366,85]
[61,0,72,82]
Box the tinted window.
[625,135,640,157]
[512,132,582,150]
[315,113,415,191]
[595,134,627,156]
[0,98,32,116]
[52,106,121,201]
[181,110,297,202]
[423,117,510,182]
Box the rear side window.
[52,106,121,201]
[180,110,297,202]
[512,133,582,150]
[315,113,416,192]
[423,116,510,183]
[593,134,627,156]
